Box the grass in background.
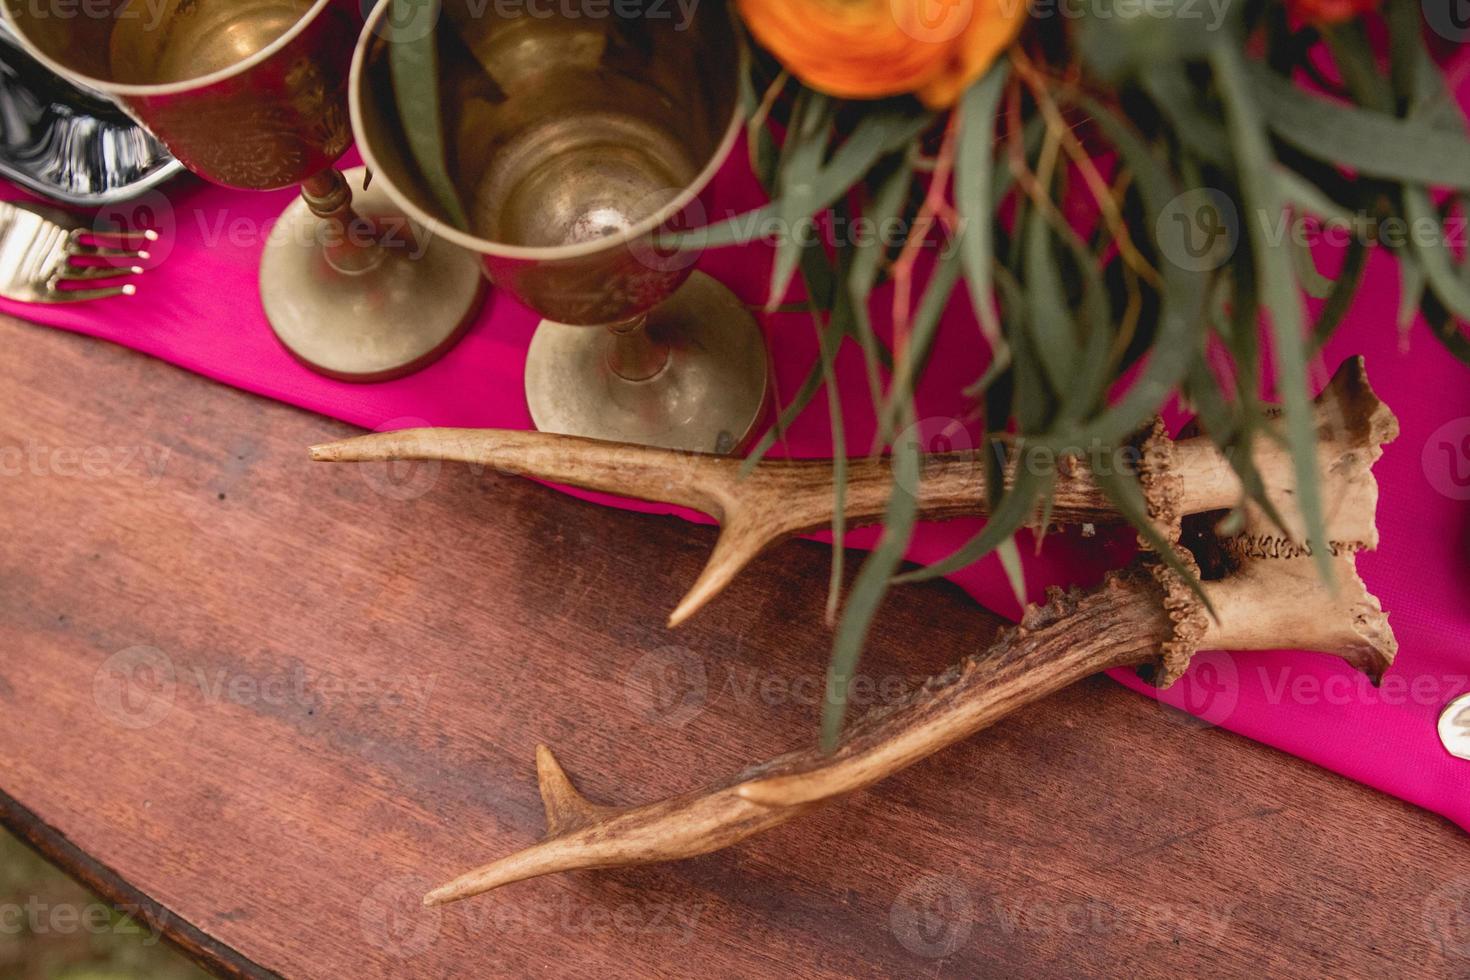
[0,826,209,980]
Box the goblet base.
[261,167,486,383]
[524,273,770,454]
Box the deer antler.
[311,361,1374,627]
[420,359,1399,906]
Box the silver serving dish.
[0,22,182,206]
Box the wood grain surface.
[0,316,1466,979]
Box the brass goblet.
[351,0,770,452]
[4,0,487,382]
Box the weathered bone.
[311,359,1379,627]
[420,360,1399,907]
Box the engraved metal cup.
[351,0,769,452]
[4,0,486,381]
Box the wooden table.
[1,316,1466,979]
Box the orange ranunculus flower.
[737,0,1028,109]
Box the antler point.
[535,745,604,836]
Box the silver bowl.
[0,20,182,206]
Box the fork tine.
[70,243,152,262]
[79,227,160,246]
[59,264,145,282]
[51,283,137,302]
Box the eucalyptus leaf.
[388,0,468,229]
[1022,208,1082,400]
[809,243,851,622]
[1311,238,1367,350]
[1214,42,1333,582]
[1246,61,1470,192]
[670,101,936,254]
[741,242,842,473]
[821,405,922,749]
[882,243,964,434]
[849,155,915,421]
[1066,96,1205,447]
[895,459,1051,584]
[956,64,1010,351]
[1091,458,1212,614]
[1398,252,1426,336]
[768,92,834,310]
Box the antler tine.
[668,453,1002,626]
[310,428,744,517]
[311,429,1114,625]
[424,569,1181,906]
[310,358,1385,626]
[425,553,1397,906]
[423,744,824,905]
[311,429,875,625]
[422,360,1400,904]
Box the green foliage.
[730,6,1470,745]
[387,0,468,229]
[381,5,1470,746]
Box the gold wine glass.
[4,0,487,382]
[351,0,770,452]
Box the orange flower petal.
[738,0,1027,107]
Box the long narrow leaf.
[849,156,914,416]
[767,93,834,309]
[1246,60,1470,191]
[821,405,923,749]
[882,245,964,433]
[1214,42,1333,582]
[671,103,936,253]
[1023,209,1082,398]
[895,460,1051,583]
[1068,97,1205,446]
[1092,459,1212,615]
[388,0,468,228]
[956,63,1010,350]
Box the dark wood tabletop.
[1,315,1467,979]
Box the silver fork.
[0,199,155,303]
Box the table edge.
[0,790,278,980]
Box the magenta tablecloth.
[5,133,1467,833]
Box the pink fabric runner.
[5,138,1467,833]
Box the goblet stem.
[299,167,387,276]
[606,315,671,382]
[260,165,485,381]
